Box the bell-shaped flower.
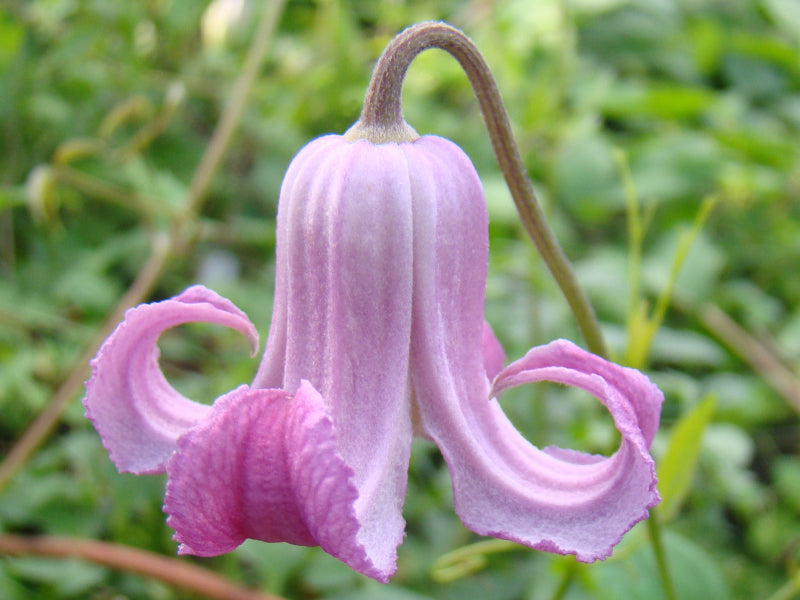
[84,134,662,582]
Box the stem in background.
[766,568,800,600]
[699,303,800,413]
[346,21,608,358]
[0,535,285,600]
[52,165,161,219]
[0,211,13,276]
[0,233,170,491]
[548,559,578,600]
[647,512,676,600]
[0,0,286,493]
[177,0,286,233]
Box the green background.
[1,0,800,598]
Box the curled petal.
[83,285,258,474]
[404,136,661,561]
[491,340,662,447]
[453,339,661,562]
[164,382,387,581]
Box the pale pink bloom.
[84,135,662,582]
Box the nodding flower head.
[83,22,662,583]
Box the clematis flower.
[84,134,662,582]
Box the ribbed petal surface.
[164,381,384,580]
[82,285,258,474]
[407,138,662,561]
[84,127,664,580]
[253,136,417,579]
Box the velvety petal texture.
[83,286,258,474]
[482,322,506,381]
[470,339,661,561]
[253,136,421,578]
[164,381,383,580]
[402,138,661,561]
[84,132,663,582]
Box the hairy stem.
[346,22,607,357]
[0,534,285,600]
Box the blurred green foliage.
[1,0,800,598]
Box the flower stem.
[346,22,608,358]
[0,534,284,600]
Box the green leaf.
[657,394,716,522]
[649,328,728,368]
[0,8,23,67]
[5,557,106,597]
[0,563,29,600]
[590,528,729,600]
[325,583,436,600]
[772,457,800,514]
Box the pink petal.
[482,321,506,380]
[406,136,661,561]
[478,339,662,559]
[491,339,661,448]
[252,136,416,578]
[164,381,386,581]
[427,342,662,562]
[83,286,258,474]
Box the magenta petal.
[492,339,662,447]
[83,285,258,474]
[253,136,416,577]
[480,339,662,559]
[406,134,661,561]
[430,338,662,562]
[164,381,387,581]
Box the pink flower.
[84,135,662,582]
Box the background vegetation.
[1,0,800,598]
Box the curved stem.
[347,22,607,357]
[0,534,285,600]
[766,569,800,600]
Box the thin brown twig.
[0,534,286,600]
[179,0,287,229]
[0,233,170,490]
[0,0,286,492]
[699,303,800,414]
[51,164,162,218]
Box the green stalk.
[648,513,677,600]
